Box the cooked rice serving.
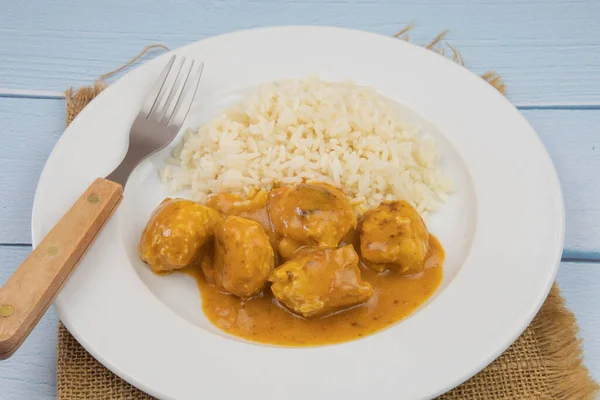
[160,77,453,214]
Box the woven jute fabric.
[57,31,599,400]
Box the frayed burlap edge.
[532,286,599,400]
[58,28,598,400]
[439,285,599,400]
[57,285,599,399]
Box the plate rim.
[32,25,565,400]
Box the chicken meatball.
[269,245,373,318]
[360,201,429,274]
[268,182,356,259]
[139,198,222,274]
[213,216,275,298]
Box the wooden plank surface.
[1,4,600,395]
[0,98,64,244]
[0,247,57,400]
[0,245,597,398]
[1,97,599,257]
[1,0,600,104]
[525,110,600,259]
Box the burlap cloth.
[58,29,599,399]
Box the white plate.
[32,26,564,400]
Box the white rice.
[160,76,453,214]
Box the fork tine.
[157,58,193,125]
[148,56,185,121]
[140,55,176,117]
[168,61,204,127]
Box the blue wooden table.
[1,0,599,398]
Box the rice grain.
[162,77,452,214]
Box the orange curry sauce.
[180,191,444,346]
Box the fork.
[0,55,203,360]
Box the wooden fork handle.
[0,178,123,360]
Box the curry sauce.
[182,235,443,346]
[143,184,444,346]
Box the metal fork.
[0,55,203,360]
[107,55,203,184]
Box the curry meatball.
[213,216,275,298]
[269,245,373,318]
[199,252,216,284]
[268,182,356,259]
[138,198,222,274]
[360,200,429,274]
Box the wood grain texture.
[0,0,598,397]
[0,246,57,400]
[524,110,600,259]
[1,0,600,104]
[0,98,65,244]
[2,98,600,256]
[0,179,122,359]
[0,245,597,397]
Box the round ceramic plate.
[32,26,564,400]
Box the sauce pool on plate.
[181,235,443,346]
[141,183,445,346]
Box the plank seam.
[2,90,600,110]
[2,243,600,264]
[0,89,65,99]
